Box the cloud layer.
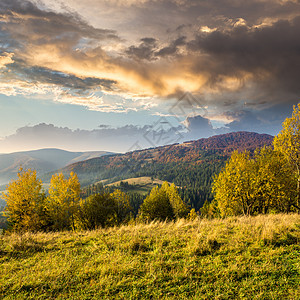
[0,0,299,135]
[0,123,184,153]
[1,108,287,154]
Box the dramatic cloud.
[187,17,300,100]
[0,0,299,138]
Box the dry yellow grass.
[0,214,299,299]
[106,176,165,186]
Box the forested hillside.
[58,132,273,210]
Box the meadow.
[107,176,166,195]
[0,214,299,299]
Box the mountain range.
[0,149,114,186]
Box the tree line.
[3,170,192,232]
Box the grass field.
[0,214,299,299]
[107,176,166,195]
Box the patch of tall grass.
[0,214,299,299]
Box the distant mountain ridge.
[58,132,273,189]
[0,149,114,186]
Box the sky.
[0,0,299,153]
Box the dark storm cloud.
[188,17,300,95]
[155,36,186,58]
[104,0,299,44]
[161,15,299,115]
[180,105,291,140]
[126,36,187,60]
[126,38,158,60]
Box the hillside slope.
[63,131,272,176]
[59,132,273,208]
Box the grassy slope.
[106,176,166,195]
[0,214,299,299]
[106,176,165,186]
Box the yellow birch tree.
[3,168,47,232]
[274,103,300,211]
[47,172,81,230]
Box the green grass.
[107,176,166,195]
[0,214,300,299]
